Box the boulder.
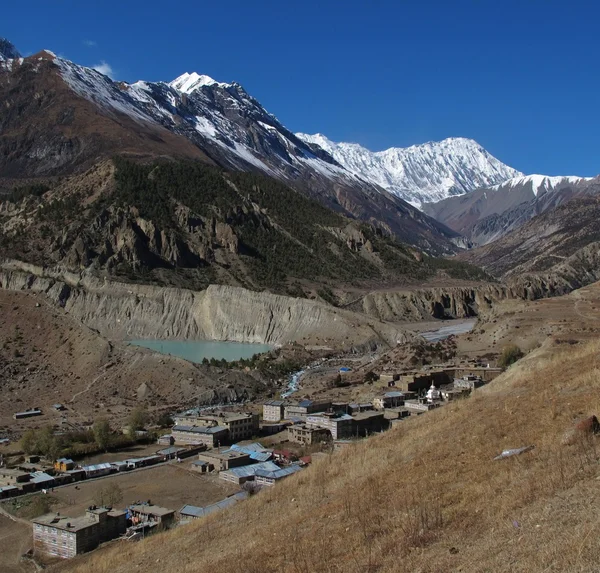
[561,415,600,445]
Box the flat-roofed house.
[284,400,332,420]
[173,412,259,443]
[372,391,404,410]
[128,504,175,529]
[263,400,285,422]
[33,507,126,559]
[287,425,331,445]
[196,450,252,471]
[172,425,229,448]
[306,412,353,440]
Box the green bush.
[498,344,524,369]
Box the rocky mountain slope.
[458,196,600,282]
[0,289,280,430]
[424,174,594,245]
[297,133,521,207]
[0,39,460,251]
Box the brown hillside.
[0,53,211,178]
[57,336,600,572]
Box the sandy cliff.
[0,260,409,348]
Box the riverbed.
[420,319,477,342]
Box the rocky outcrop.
[0,260,411,348]
[357,286,507,322]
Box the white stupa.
[426,382,440,403]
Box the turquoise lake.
[129,340,273,363]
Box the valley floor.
[48,284,600,572]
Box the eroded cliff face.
[0,260,410,348]
[354,273,592,323]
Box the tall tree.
[93,418,112,451]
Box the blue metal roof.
[82,463,113,472]
[298,399,313,408]
[222,461,280,478]
[384,391,404,398]
[224,443,273,462]
[30,472,54,484]
[255,465,303,480]
[179,492,248,518]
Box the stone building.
[33,507,126,559]
[263,400,285,422]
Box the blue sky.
[2,0,598,176]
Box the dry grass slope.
[58,338,600,573]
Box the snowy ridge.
[169,72,231,93]
[489,174,592,196]
[297,133,522,207]
[49,53,355,186]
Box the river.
[280,319,477,398]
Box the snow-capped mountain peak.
[169,72,231,93]
[0,38,20,61]
[489,174,592,197]
[297,132,522,207]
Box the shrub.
[498,344,524,369]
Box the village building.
[13,408,42,420]
[179,492,248,521]
[220,461,281,485]
[260,421,290,435]
[352,411,387,436]
[54,458,75,472]
[440,386,471,401]
[33,507,126,559]
[348,403,374,415]
[172,425,229,448]
[263,400,285,422]
[128,504,175,529]
[81,463,114,479]
[287,424,331,445]
[196,450,252,472]
[173,412,259,442]
[372,391,404,410]
[123,455,162,470]
[156,446,205,461]
[0,485,18,499]
[306,412,353,440]
[453,374,485,390]
[396,370,451,392]
[384,407,411,421]
[284,400,332,420]
[30,471,55,489]
[190,460,213,473]
[404,400,441,413]
[254,464,302,487]
[222,442,273,462]
[0,468,31,485]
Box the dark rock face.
[0,38,20,60]
[424,176,598,247]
